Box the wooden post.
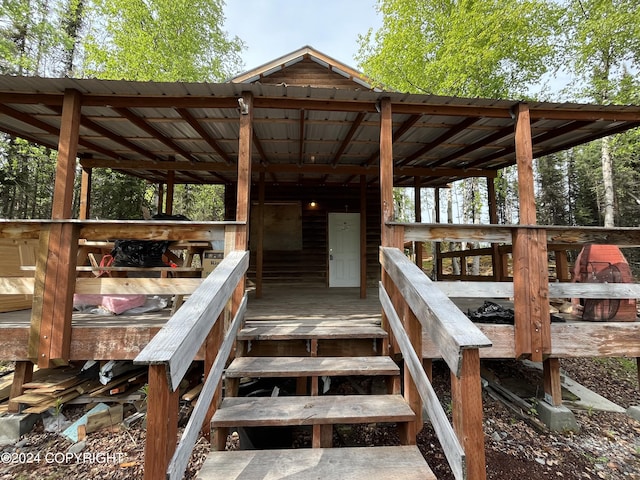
[236,91,253,250]
[434,188,442,280]
[157,183,164,214]
[543,358,563,406]
[360,175,367,298]
[402,308,423,441]
[79,167,92,220]
[256,171,265,298]
[486,176,503,281]
[202,313,225,439]
[30,89,82,368]
[451,349,486,480]
[414,177,423,270]
[555,249,570,281]
[513,228,550,361]
[513,103,550,363]
[7,361,34,413]
[144,364,179,480]
[514,104,536,226]
[166,171,175,215]
[379,98,394,248]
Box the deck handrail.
[0,218,242,241]
[135,250,249,389]
[134,249,249,480]
[396,222,640,247]
[380,246,491,376]
[167,294,246,480]
[379,283,467,480]
[435,281,640,299]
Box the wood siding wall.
[226,185,381,285]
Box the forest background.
[0,0,639,269]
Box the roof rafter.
[176,107,232,164]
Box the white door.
[328,213,360,287]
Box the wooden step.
[225,356,399,378]
[238,320,387,341]
[211,394,414,427]
[197,445,436,480]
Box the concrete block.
[0,413,40,446]
[626,406,640,422]
[537,401,580,433]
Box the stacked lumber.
[9,367,147,414]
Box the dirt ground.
[1,356,638,480]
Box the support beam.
[514,103,536,225]
[236,91,253,249]
[379,98,395,247]
[451,349,486,480]
[486,176,503,281]
[30,89,82,368]
[256,171,265,298]
[414,177,423,270]
[144,364,179,480]
[543,358,563,406]
[166,171,175,215]
[360,175,367,299]
[79,167,92,220]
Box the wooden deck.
[0,285,383,361]
[2,285,639,362]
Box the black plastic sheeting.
[467,300,564,324]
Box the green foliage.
[0,137,57,218]
[172,184,225,220]
[89,169,151,219]
[83,0,244,82]
[357,0,563,98]
[562,0,640,103]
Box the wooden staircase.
[196,318,436,479]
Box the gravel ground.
[1,357,638,479]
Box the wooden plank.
[400,222,640,248]
[237,324,387,341]
[549,322,640,357]
[86,404,123,433]
[197,446,435,480]
[424,324,516,359]
[0,277,35,295]
[134,250,248,390]
[435,280,640,299]
[380,247,491,376]
[380,283,466,480]
[74,277,202,295]
[225,356,400,378]
[212,394,415,427]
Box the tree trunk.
[601,135,615,227]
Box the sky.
[223,0,382,74]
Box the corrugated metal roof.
[0,75,638,187]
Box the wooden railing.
[0,219,241,362]
[134,249,249,480]
[380,246,492,480]
[397,222,640,362]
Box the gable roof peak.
[230,45,379,91]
